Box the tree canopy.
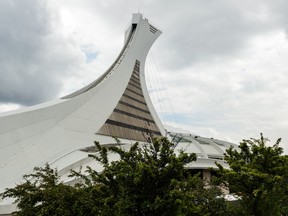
[4,134,288,215]
[216,133,288,215]
[3,137,226,216]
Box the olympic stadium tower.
[0,14,237,215]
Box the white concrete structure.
[0,14,237,214]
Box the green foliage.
[7,135,287,216]
[2,164,97,216]
[3,137,227,216]
[216,133,288,216]
[71,137,206,215]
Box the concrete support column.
[203,169,211,186]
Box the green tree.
[72,137,221,215]
[3,137,227,215]
[216,133,288,216]
[2,164,99,216]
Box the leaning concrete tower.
[0,14,237,215]
[0,14,166,213]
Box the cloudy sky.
[1,0,288,151]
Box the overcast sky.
[1,0,288,151]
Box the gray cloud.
[0,0,84,106]
[141,0,277,70]
[1,0,288,152]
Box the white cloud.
[0,103,22,113]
